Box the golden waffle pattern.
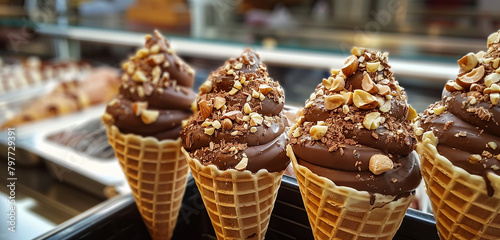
[418,132,500,240]
[182,147,284,240]
[106,125,189,240]
[288,145,414,240]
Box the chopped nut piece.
[363,112,382,130]
[136,48,149,58]
[331,77,345,92]
[445,81,464,92]
[204,127,215,136]
[150,44,160,54]
[369,155,394,175]
[230,131,240,136]
[259,84,272,95]
[220,118,232,130]
[324,94,345,110]
[243,103,252,114]
[491,93,500,105]
[235,157,248,171]
[322,77,334,90]
[468,154,482,163]
[488,31,500,47]
[214,97,226,110]
[415,127,424,136]
[351,47,365,56]
[457,52,478,72]
[484,84,500,94]
[366,62,380,73]
[201,119,212,127]
[341,55,359,77]
[199,100,213,119]
[380,100,392,113]
[353,90,378,109]
[234,80,242,90]
[199,81,213,93]
[108,98,119,107]
[250,127,257,133]
[407,106,418,120]
[362,73,379,94]
[252,89,260,98]
[234,62,243,70]
[340,91,353,105]
[488,141,498,150]
[212,120,222,129]
[335,105,346,115]
[227,69,234,75]
[305,100,314,108]
[378,85,390,95]
[228,88,239,95]
[242,115,250,122]
[310,125,328,140]
[316,89,324,96]
[485,73,500,87]
[259,93,265,101]
[137,86,145,98]
[292,127,301,137]
[456,65,485,89]
[330,69,341,75]
[494,59,500,69]
[141,109,159,124]
[132,101,148,116]
[433,106,445,115]
[133,70,147,82]
[249,113,263,126]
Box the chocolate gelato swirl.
[290,48,421,198]
[181,48,290,173]
[104,31,196,140]
[418,31,500,196]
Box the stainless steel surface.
[0,153,104,240]
[0,105,128,198]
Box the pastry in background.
[416,30,500,239]
[181,48,289,240]
[288,47,421,240]
[102,30,196,240]
[0,57,91,93]
[1,67,120,129]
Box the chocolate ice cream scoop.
[418,30,500,196]
[103,30,196,140]
[290,47,421,197]
[181,48,290,173]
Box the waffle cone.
[105,124,189,240]
[417,131,500,240]
[287,145,414,240]
[181,147,283,240]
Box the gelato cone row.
[102,29,500,240]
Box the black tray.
[36,176,438,240]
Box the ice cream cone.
[105,124,189,240]
[182,147,283,240]
[288,145,414,240]
[417,131,500,240]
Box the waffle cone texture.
[287,145,414,240]
[181,147,283,240]
[105,124,189,240]
[417,131,500,240]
